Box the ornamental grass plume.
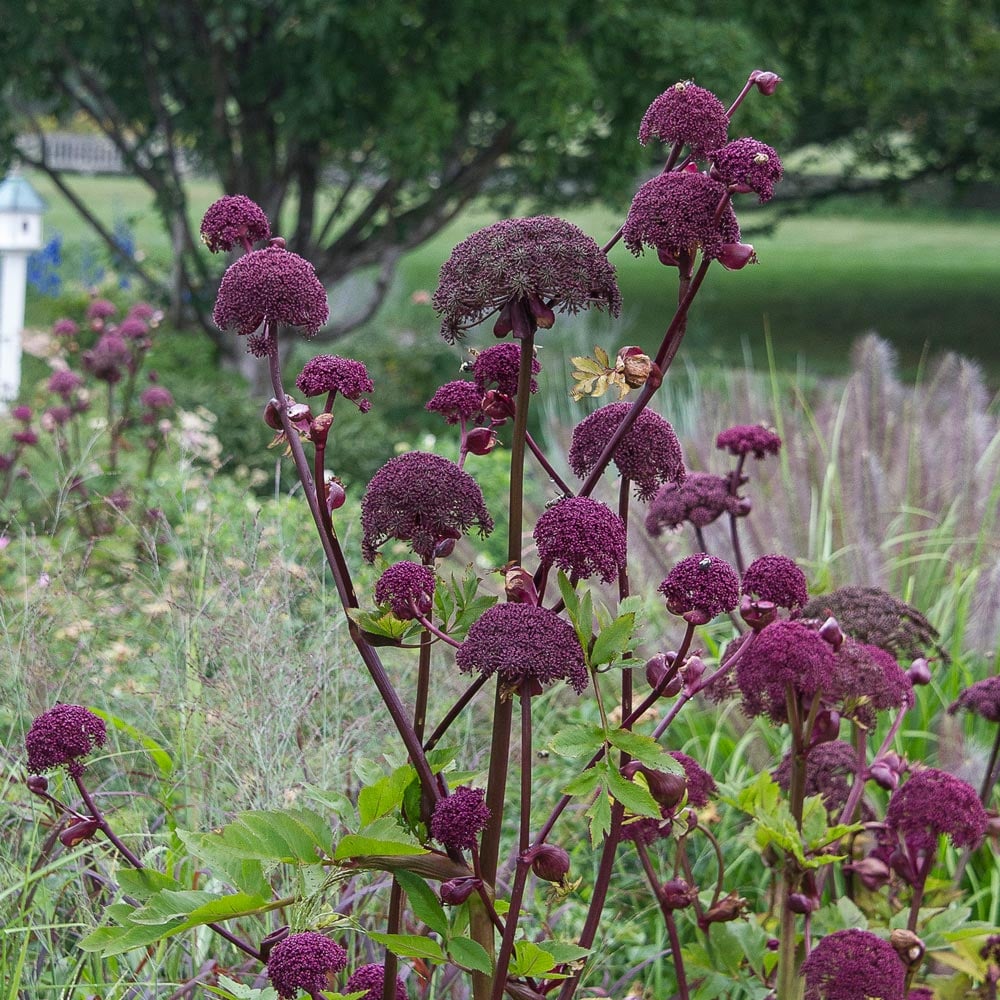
[266,931,347,999]
[374,561,436,620]
[533,496,627,583]
[802,929,906,1000]
[360,451,493,562]
[568,401,685,501]
[345,964,408,1000]
[295,354,374,412]
[432,215,621,342]
[430,786,491,850]
[645,471,745,532]
[25,704,107,777]
[741,554,808,610]
[709,138,783,203]
[471,342,541,397]
[638,81,730,159]
[456,602,587,693]
[658,553,741,621]
[200,194,271,253]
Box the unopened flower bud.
[818,616,844,651]
[260,926,290,961]
[749,70,782,96]
[907,657,931,685]
[810,709,841,746]
[465,427,497,456]
[60,817,101,847]
[868,761,899,791]
[433,537,456,559]
[845,856,891,891]
[530,844,570,883]
[27,775,49,795]
[698,892,747,931]
[263,395,292,430]
[440,876,483,905]
[645,652,678,693]
[682,608,712,626]
[526,294,555,329]
[718,243,757,271]
[482,390,515,421]
[890,928,925,967]
[639,766,687,811]
[267,236,287,249]
[682,655,705,690]
[788,892,818,914]
[326,479,346,512]
[740,595,777,631]
[505,566,539,606]
[661,878,696,910]
[310,411,334,445]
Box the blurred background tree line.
[0,0,997,365]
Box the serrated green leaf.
[368,932,445,962]
[561,767,602,797]
[204,973,280,999]
[178,830,271,898]
[589,613,636,667]
[543,942,591,964]
[395,870,449,937]
[606,765,661,818]
[549,723,604,759]
[358,765,416,826]
[556,571,579,619]
[334,816,427,861]
[606,729,680,771]
[509,940,557,977]
[586,784,612,845]
[116,868,183,900]
[578,590,594,655]
[447,936,493,974]
[79,920,183,956]
[346,608,418,643]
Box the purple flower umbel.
[623,171,741,263]
[886,768,988,854]
[430,786,491,850]
[716,423,781,459]
[709,138,783,203]
[533,497,627,584]
[741,555,808,610]
[360,451,493,562]
[774,741,859,818]
[645,472,744,532]
[433,216,621,342]
[802,929,906,1000]
[25,704,107,777]
[670,750,717,807]
[949,675,1000,723]
[828,638,912,727]
[568,402,685,502]
[472,342,541,397]
[638,82,730,160]
[425,381,486,425]
[456,603,587,693]
[659,553,740,621]
[213,246,329,348]
[266,931,347,999]
[375,562,436,620]
[295,355,374,412]
[345,964,408,1000]
[200,194,271,253]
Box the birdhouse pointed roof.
[0,174,45,214]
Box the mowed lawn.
[24,170,1000,381]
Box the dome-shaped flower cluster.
[645,472,743,532]
[375,562,436,620]
[25,704,107,777]
[828,639,912,727]
[802,929,905,1000]
[886,768,988,854]
[659,554,740,620]
[295,355,373,412]
[533,497,627,584]
[638,82,730,159]
[266,931,347,999]
[345,964,408,1000]
[425,381,486,425]
[430,786,491,850]
[710,138,783,203]
[433,216,621,342]
[716,423,781,459]
[949,675,1000,723]
[741,555,808,610]
[200,194,271,253]
[471,342,541,398]
[774,741,859,818]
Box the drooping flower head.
[741,555,808,610]
[800,586,945,664]
[774,741,859,818]
[360,451,493,562]
[568,402,685,501]
[949,675,1000,723]
[802,929,906,1000]
[345,964,408,1000]
[213,246,329,351]
[710,138,783,203]
[433,216,621,342]
[200,194,271,253]
[430,786,491,850]
[25,704,107,777]
[471,342,541,397]
[623,171,741,263]
[638,82,730,159]
[266,931,347,999]
[732,619,837,723]
[375,562,436,620]
[827,639,913,727]
[645,472,744,533]
[425,381,486,425]
[659,553,740,621]
[295,355,373,412]
[533,497,627,584]
[456,603,587,693]
[716,423,781,459]
[886,768,988,854]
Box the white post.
[0,250,29,403]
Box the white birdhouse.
[0,173,46,405]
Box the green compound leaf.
[395,869,449,937]
[368,932,446,962]
[447,936,493,974]
[548,723,604,760]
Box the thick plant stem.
[382,881,404,1000]
[525,431,573,495]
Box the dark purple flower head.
[886,768,988,854]
[710,138,783,203]
[11,405,32,422]
[741,555,808,610]
[802,929,905,1000]
[140,386,174,410]
[716,423,781,459]
[774,741,858,817]
[375,561,436,620]
[800,586,945,664]
[638,82,730,159]
[12,429,38,446]
[82,334,131,384]
[471,342,540,397]
[430,786,491,850]
[623,172,741,262]
[127,302,158,323]
[200,194,271,253]
[949,675,1000,723]
[733,620,837,723]
[53,318,79,337]
[117,316,149,340]
[213,246,329,343]
[432,215,621,342]
[670,751,717,807]
[266,931,347,999]
[360,451,493,562]
[295,355,373,412]
[645,472,743,532]
[569,402,685,502]
[86,299,117,322]
[346,964,408,1000]
[425,381,486,425]
[659,554,740,620]
[43,406,72,429]
[456,603,587,693]
[25,704,107,777]
[828,639,912,727]
[533,497,627,584]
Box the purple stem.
[635,840,690,1000]
[525,431,573,495]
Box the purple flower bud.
[682,655,706,690]
[440,876,483,905]
[661,878,696,910]
[718,242,757,270]
[818,615,845,650]
[810,709,841,746]
[326,480,346,512]
[788,892,819,914]
[749,70,782,96]
[845,855,891,891]
[907,657,931,685]
[529,844,570,883]
[890,929,925,968]
[26,775,48,795]
[60,817,101,847]
[645,652,682,695]
[697,892,746,931]
[869,761,899,791]
[482,390,515,421]
[739,595,778,631]
[465,427,497,456]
